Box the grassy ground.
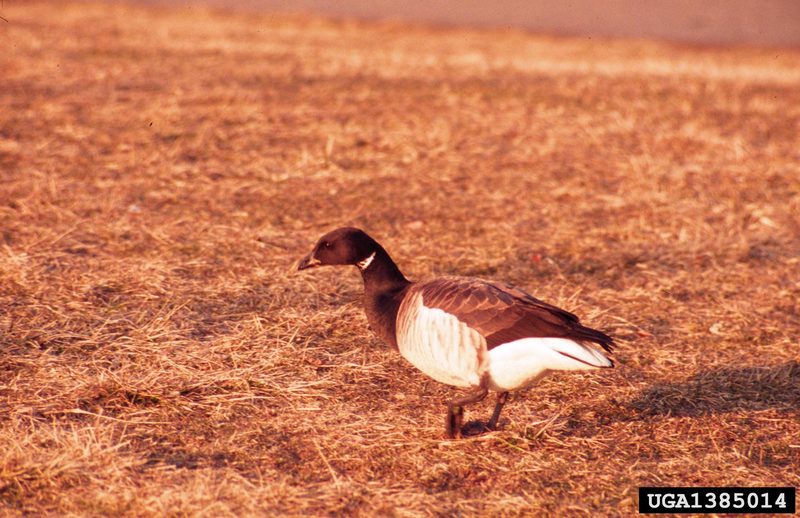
[1,1,799,516]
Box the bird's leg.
[486,391,509,431]
[446,387,488,438]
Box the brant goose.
[298,227,614,438]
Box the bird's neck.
[360,247,409,291]
[360,247,411,349]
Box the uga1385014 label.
[638,487,795,514]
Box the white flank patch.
[395,292,485,388]
[486,338,612,392]
[357,252,376,270]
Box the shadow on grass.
[628,361,800,417]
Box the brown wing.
[418,277,614,352]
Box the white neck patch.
[357,252,376,271]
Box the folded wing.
[418,277,614,352]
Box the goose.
[297,227,614,438]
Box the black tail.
[575,324,615,353]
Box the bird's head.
[297,227,379,271]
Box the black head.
[297,227,379,271]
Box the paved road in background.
[124,0,800,47]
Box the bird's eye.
[323,241,332,248]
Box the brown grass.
[2,1,800,515]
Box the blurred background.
[128,0,800,47]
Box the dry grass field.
[2,1,800,516]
